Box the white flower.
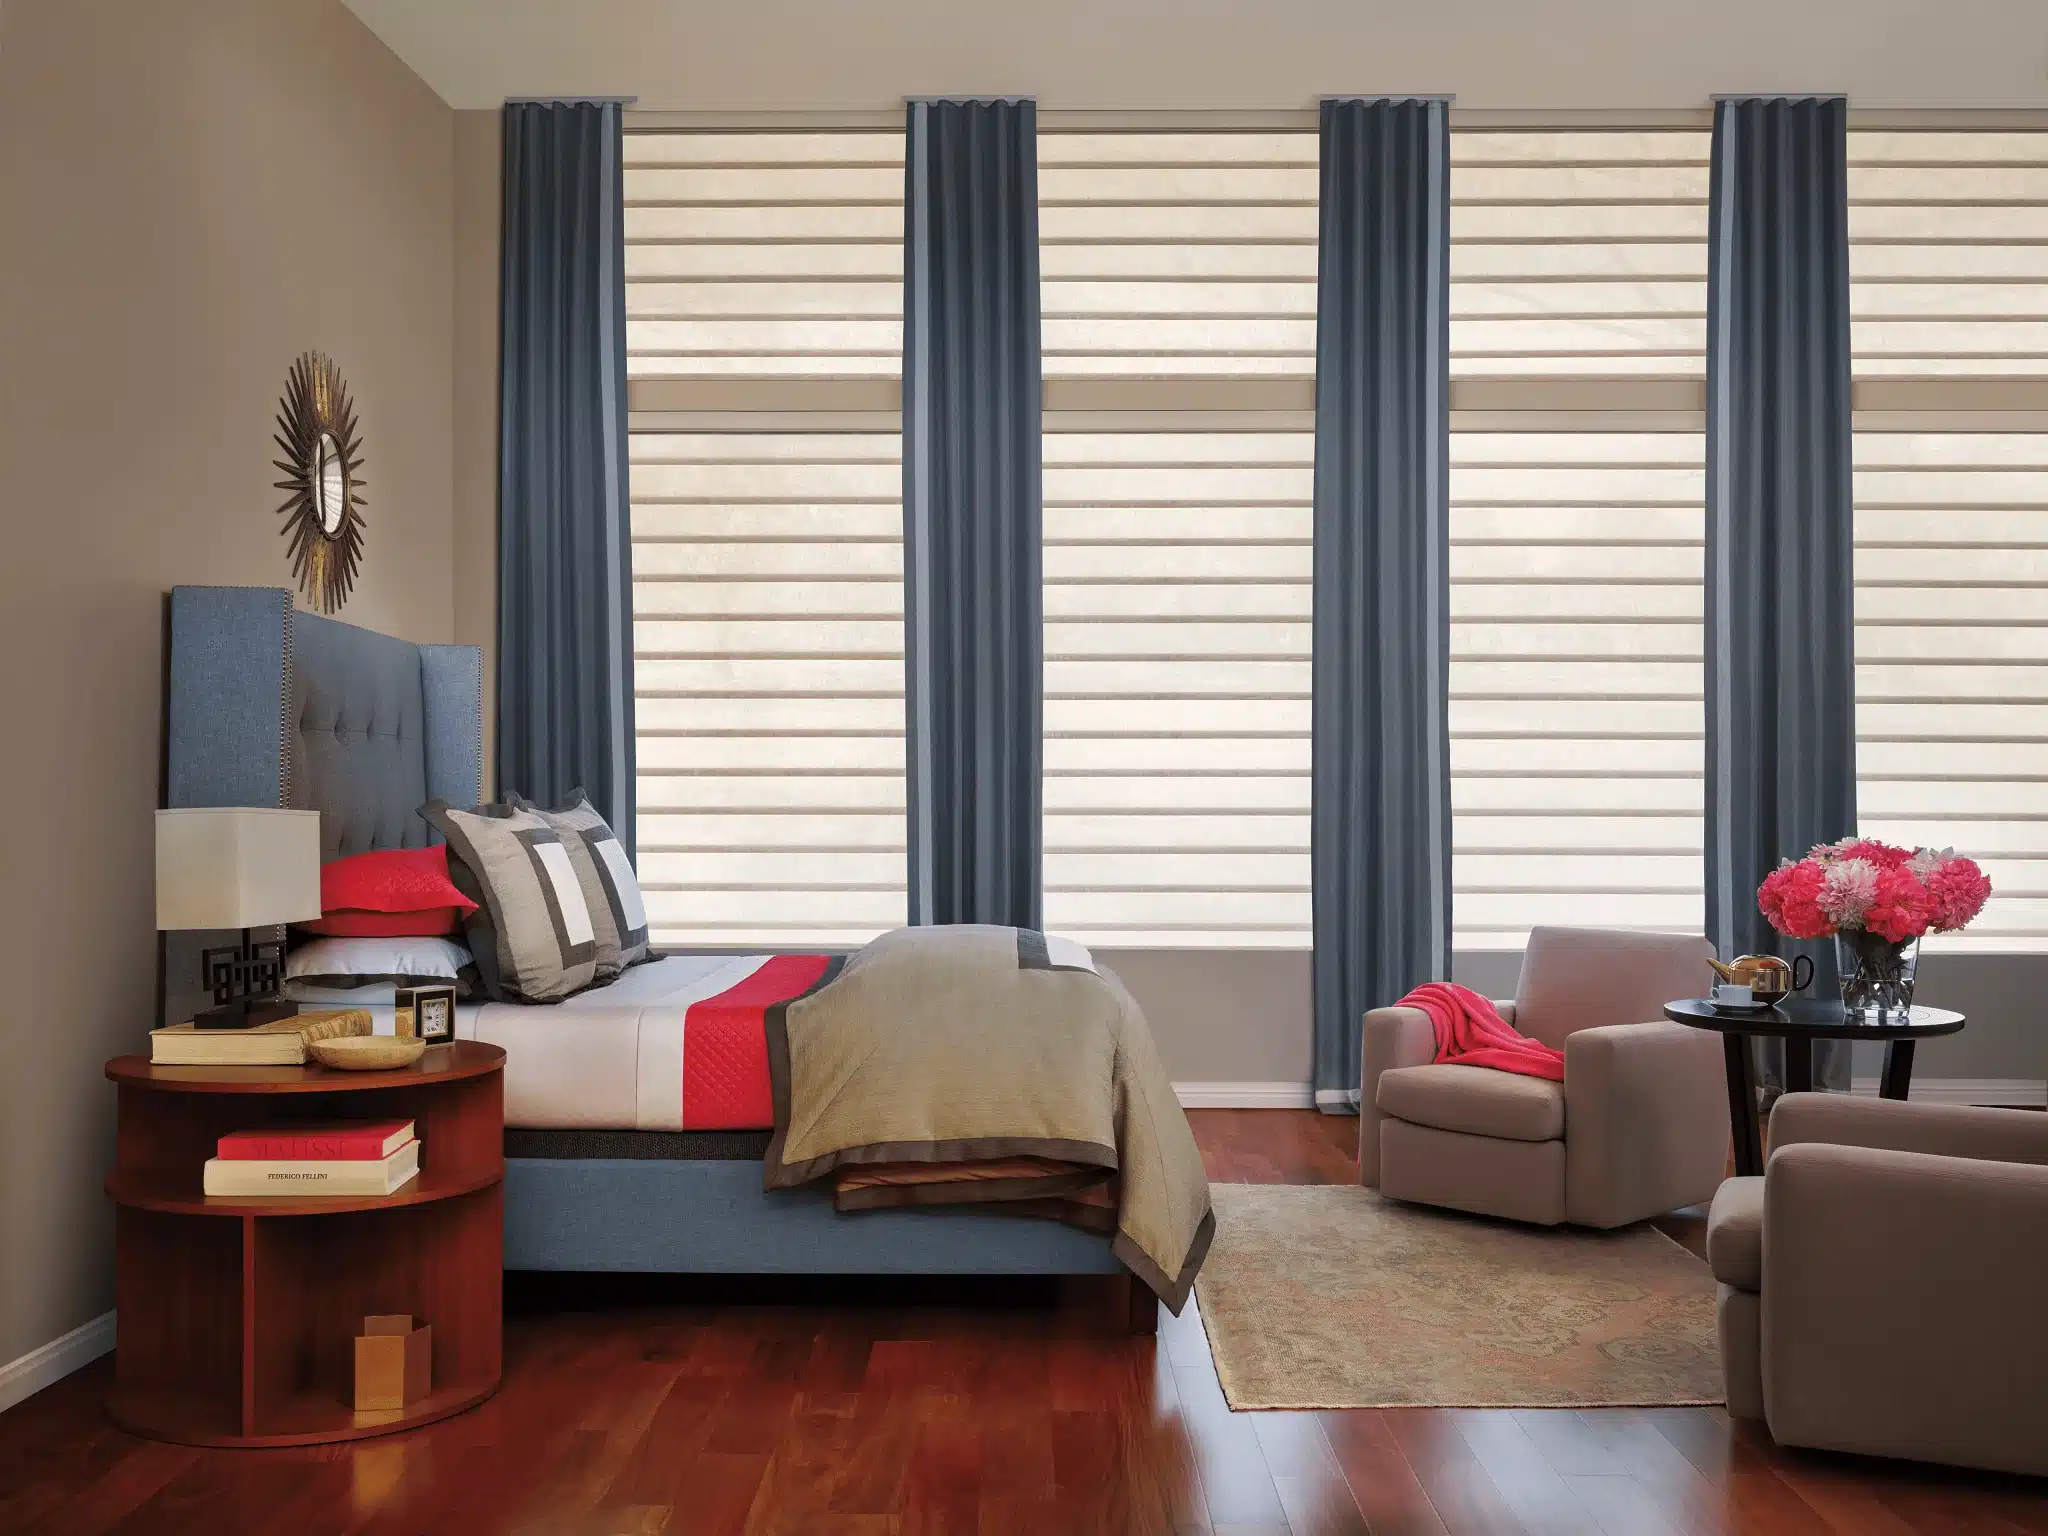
[1908,846,1951,879]
[1818,858,1880,928]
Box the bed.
[162,587,1147,1315]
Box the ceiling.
[343,0,2048,113]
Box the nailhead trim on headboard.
[278,598,294,810]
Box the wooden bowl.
[309,1036,426,1072]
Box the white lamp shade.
[155,808,323,930]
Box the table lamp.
[156,808,322,1029]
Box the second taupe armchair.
[1359,926,1727,1228]
[1709,1093,2048,1476]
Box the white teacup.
[1712,982,1754,1007]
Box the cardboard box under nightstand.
[354,1315,432,1411]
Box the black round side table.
[1663,999,1966,1178]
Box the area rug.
[1194,1184,1722,1409]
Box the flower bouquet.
[1758,839,1992,1021]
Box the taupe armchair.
[1359,926,1726,1227]
[1710,1093,2048,1476]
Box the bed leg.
[1125,1274,1158,1336]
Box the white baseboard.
[1849,1076,2045,1108]
[1175,1080,1317,1109]
[0,1311,114,1416]
[1176,1078,2044,1110]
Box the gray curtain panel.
[1311,99,1454,1109]
[1705,97,1856,1093]
[498,101,636,857]
[902,98,1043,927]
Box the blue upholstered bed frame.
[164,586,1120,1279]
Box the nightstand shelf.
[105,1163,501,1217]
[103,1042,506,1447]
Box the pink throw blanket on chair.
[1395,982,1565,1082]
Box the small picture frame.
[395,984,457,1045]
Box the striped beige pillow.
[421,801,597,1003]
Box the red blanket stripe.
[1394,981,1565,1082]
[681,954,833,1129]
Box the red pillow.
[300,846,479,939]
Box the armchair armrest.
[1768,1092,2048,1167]
[1358,1005,1435,1186]
[1563,1020,1729,1227]
[1763,1141,2048,1475]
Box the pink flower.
[1830,838,1914,871]
[1924,856,1992,932]
[1865,867,1933,944]
[1760,860,1834,940]
[1817,858,1879,929]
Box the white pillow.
[285,935,473,990]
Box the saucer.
[1708,998,1774,1015]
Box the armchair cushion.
[1706,1176,1762,1291]
[1768,1092,2048,1167]
[1513,926,1714,1049]
[1376,1063,1565,1143]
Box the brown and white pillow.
[420,800,597,1002]
[509,790,649,979]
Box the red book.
[217,1120,416,1161]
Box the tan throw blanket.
[763,924,1215,1311]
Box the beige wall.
[452,110,502,793]
[0,0,455,1366]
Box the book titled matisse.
[215,1120,415,1161]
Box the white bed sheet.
[454,954,772,1129]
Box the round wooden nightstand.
[103,1041,505,1447]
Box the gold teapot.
[1707,953,1815,1002]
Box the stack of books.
[202,1118,421,1197]
[150,1008,372,1066]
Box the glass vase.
[1835,931,1920,1023]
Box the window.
[625,129,908,945]
[1850,431,2048,950]
[1448,127,1711,949]
[1849,126,2048,949]
[1038,129,1317,945]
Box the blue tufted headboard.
[162,586,483,1020]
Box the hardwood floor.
[2,1109,2041,1534]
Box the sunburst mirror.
[273,351,366,613]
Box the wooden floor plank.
[1648,1408,1843,1535]
[1566,1410,1733,1536]
[1162,1315,1291,1529]
[1385,1406,1531,1536]
[1452,1410,1607,1536]
[1319,1409,1455,1536]
[3,1110,2042,1535]
[1562,1471,1689,1536]
[1254,1414,1369,1536]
